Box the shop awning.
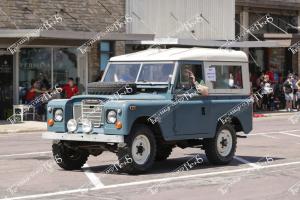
[128,37,291,48]
[0,29,154,47]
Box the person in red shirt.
[62,78,79,98]
[266,67,275,83]
[25,80,44,103]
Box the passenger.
[228,73,234,88]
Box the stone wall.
[0,0,125,31]
[0,0,126,82]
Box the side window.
[176,64,203,89]
[211,65,243,89]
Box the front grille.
[73,99,104,127]
[73,105,82,121]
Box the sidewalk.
[0,120,47,134]
[253,109,298,118]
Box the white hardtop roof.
[110,48,248,62]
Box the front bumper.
[42,132,124,143]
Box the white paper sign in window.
[206,67,216,81]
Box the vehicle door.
[172,61,211,135]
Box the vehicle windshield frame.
[101,61,177,85]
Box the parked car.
[43,48,252,174]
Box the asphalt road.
[1,115,300,200]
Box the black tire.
[204,124,237,165]
[52,141,89,170]
[117,124,156,174]
[155,144,173,161]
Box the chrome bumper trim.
[42,132,124,143]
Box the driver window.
[176,64,203,90]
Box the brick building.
[236,0,300,80]
[0,0,153,119]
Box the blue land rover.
[43,48,252,174]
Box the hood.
[70,93,171,102]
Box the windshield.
[103,63,175,83]
[103,63,140,82]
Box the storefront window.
[19,47,79,103]
[53,48,77,86]
[19,48,51,103]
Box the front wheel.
[52,141,89,170]
[117,125,156,174]
[204,124,237,165]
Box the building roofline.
[236,0,300,11]
[128,38,290,48]
[0,29,154,41]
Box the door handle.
[201,107,205,115]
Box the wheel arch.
[129,116,165,141]
[230,116,243,132]
[216,116,243,133]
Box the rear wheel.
[204,124,236,165]
[52,141,89,170]
[117,125,156,174]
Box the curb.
[253,112,296,118]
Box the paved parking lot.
[1,115,300,200]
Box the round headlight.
[67,119,77,132]
[54,109,63,121]
[107,110,117,123]
[82,119,92,133]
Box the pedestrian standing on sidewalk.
[296,77,300,111]
[261,74,273,111]
[283,74,294,112]
[292,74,298,109]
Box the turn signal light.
[115,121,122,129]
[48,119,54,126]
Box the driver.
[185,68,208,96]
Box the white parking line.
[280,132,300,138]
[3,160,300,200]
[251,129,300,136]
[83,164,104,189]
[0,151,51,158]
[234,156,261,168]
[260,134,279,139]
